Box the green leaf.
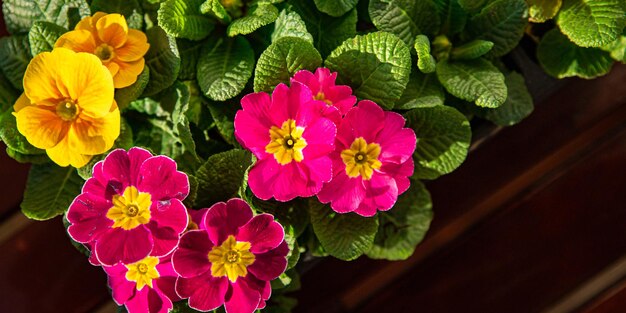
[0,35,31,90]
[177,39,203,80]
[482,72,533,125]
[90,0,143,19]
[197,36,255,101]
[436,58,507,108]
[21,163,83,220]
[458,0,489,14]
[6,148,50,164]
[325,31,411,110]
[253,37,322,92]
[369,0,441,47]
[414,35,436,73]
[207,101,237,145]
[142,26,181,96]
[308,199,379,261]
[450,39,494,60]
[272,7,314,44]
[0,109,45,155]
[115,66,150,110]
[602,36,626,62]
[227,4,279,37]
[250,197,310,238]
[2,0,90,34]
[405,105,471,179]
[158,0,214,40]
[537,28,614,79]
[0,72,18,113]
[556,0,626,47]
[395,70,444,109]
[291,0,357,57]
[313,0,358,17]
[433,0,467,35]
[194,149,253,207]
[200,0,232,24]
[366,180,433,260]
[464,0,528,57]
[28,21,67,56]
[528,0,562,22]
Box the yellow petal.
[76,12,107,32]
[113,58,144,88]
[115,29,149,62]
[96,14,128,48]
[14,105,69,149]
[106,61,120,77]
[54,30,96,53]
[46,135,93,168]
[13,93,31,112]
[22,51,63,103]
[75,102,121,151]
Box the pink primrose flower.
[172,198,288,313]
[317,100,417,216]
[66,147,189,266]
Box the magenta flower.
[172,198,288,313]
[291,68,356,124]
[66,147,189,266]
[104,254,181,313]
[234,82,336,201]
[317,100,417,217]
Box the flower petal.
[66,192,114,243]
[344,100,385,143]
[247,241,288,281]
[104,264,136,305]
[46,135,93,167]
[125,287,173,313]
[224,275,264,313]
[317,172,366,214]
[102,147,153,190]
[172,230,213,278]
[301,117,336,159]
[115,29,149,62]
[176,274,228,312]
[151,198,188,234]
[14,105,69,149]
[236,214,284,254]
[376,111,416,163]
[54,29,97,53]
[96,13,129,48]
[22,51,62,103]
[113,58,144,88]
[204,199,253,245]
[137,155,189,201]
[95,226,153,266]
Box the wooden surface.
[1,67,626,312]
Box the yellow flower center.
[55,99,79,121]
[106,186,152,230]
[265,119,307,165]
[341,137,382,180]
[208,235,255,283]
[314,92,333,105]
[94,44,115,62]
[125,256,160,290]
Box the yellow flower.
[14,48,120,168]
[55,12,150,88]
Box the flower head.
[317,100,417,216]
[66,147,189,266]
[291,68,356,124]
[55,12,150,88]
[234,82,337,201]
[13,48,119,167]
[104,254,181,313]
[172,198,288,313]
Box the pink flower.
[104,254,181,313]
[317,100,417,217]
[66,147,189,266]
[291,68,356,124]
[172,198,288,313]
[234,82,336,202]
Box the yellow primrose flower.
[14,48,120,168]
[55,12,150,88]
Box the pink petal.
[376,111,417,163]
[291,69,320,94]
[236,214,284,254]
[269,83,306,127]
[224,275,264,313]
[234,110,271,159]
[315,67,334,88]
[247,158,281,201]
[95,227,153,266]
[355,174,398,217]
[239,92,273,129]
[301,156,333,188]
[204,199,253,245]
[151,198,188,234]
[177,274,228,311]
[172,230,213,278]
[327,86,356,115]
[354,200,378,217]
[270,162,310,201]
[247,241,289,281]
[125,287,173,313]
[188,208,208,226]
[145,223,179,257]
[344,100,385,142]
[154,276,180,303]
[104,264,136,305]
[381,158,414,194]
[320,104,342,125]
[256,280,272,310]
[317,172,366,214]
[102,148,153,190]
[302,117,336,159]
[66,193,113,243]
[138,156,189,201]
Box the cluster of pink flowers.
[234,68,417,216]
[66,148,288,313]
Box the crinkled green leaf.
[0,109,44,155]
[142,26,181,96]
[227,4,278,37]
[325,31,411,110]
[0,35,31,90]
[2,0,90,34]
[405,105,471,179]
[177,39,203,80]
[464,0,528,57]
[197,36,254,101]
[458,0,489,13]
[115,66,150,110]
[314,0,358,17]
[537,28,614,78]
[207,101,237,145]
[436,58,507,108]
[602,36,626,62]
[6,148,50,164]
[291,0,357,57]
[366,180,433,260]
[0,71,18,112]
[254,37,322,92]
[433,0,467,35]
[451,39,494,60]
[528,0,562,22]
[272,7,314,44]
[194,149,253,207]
[28,21,67,56]
[369,0,441,47]
[308,199,379,261]
[556,0,626,47]
[481,72,533,125]
[395,70,444,109]
[158,0,213,40]
[21,163,83,220]
[90,0,142,19]
[200,0,232,24]
[414,35,436,73]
